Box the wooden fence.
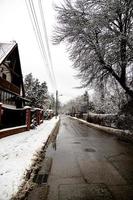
[0,104,44,138]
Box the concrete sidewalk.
[25,118,60,200]
[9,117,60,200]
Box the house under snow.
[0,41,29,108]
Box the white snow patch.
[0,117,59,200]
[0,125,27,133]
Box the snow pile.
[0,117,59,200]
[73,117,133,143]
[85,112,117,128]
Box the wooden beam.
[2,62,20,78]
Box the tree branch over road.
[53,0,133,98]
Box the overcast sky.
[0,0,86,103]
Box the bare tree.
[53,0,133,99]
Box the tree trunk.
[106,66,133,99]
[119,81,133,99]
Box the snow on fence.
[0,106,26,129]
[0,104,44,138]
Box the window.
[0,89,16,105]
[2,73,7,80]
[0,90,1,102]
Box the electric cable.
[25,0,56,90]
[38,0,57,89]
[25,0,43,58]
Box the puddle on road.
[50,131,59,151]
[73,142,81,144]
[84,148,96,152]
[63,122,67,126]
[52,141,56,150]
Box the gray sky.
[0,0,86,103]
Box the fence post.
[25,106,31,131]
[41,110,44,122]
[38,110,41,125]
[0,103,2,123]
[35,109,41,125]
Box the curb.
[70,117,133,143]
[46,117,60,146]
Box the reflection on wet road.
[47,115,133,200]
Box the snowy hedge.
[85,112,117,128]
[81,112,133,130]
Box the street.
[27,115,133,200]
[46,116,133,200]
[0,1,133,199]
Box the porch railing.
[0,77,20,94]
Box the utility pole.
[55,90,58,118]
[84,91,89,112]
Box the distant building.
[0,41,29,108]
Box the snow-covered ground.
[0,117,59,200]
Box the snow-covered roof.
[46,109,54,112]
[0,41,16,64]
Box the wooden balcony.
[0,77,20,94]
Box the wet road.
[46,115,133,200]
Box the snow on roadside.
[0,117,59,200]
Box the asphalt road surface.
[45,115,133,200]
[28,115,133,200]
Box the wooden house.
[0,41,29,108]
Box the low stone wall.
[0,126,27,139]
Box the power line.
[26,0,47,61]
[25,0,42,58]
[29,0,53,86]
[25,0,56,90]
[38,0,57,89]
